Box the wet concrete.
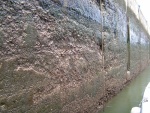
[0,0,150,112]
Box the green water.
[100,65,150,113]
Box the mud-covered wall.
[0,0,149,113]
[127,7,149,76]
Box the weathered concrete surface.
[0,0,149,113]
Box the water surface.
[100,65,150,113]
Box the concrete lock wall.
[0,0,149,113]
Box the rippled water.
[100,65,150,113]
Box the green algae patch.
[24,24,38,48]
[33,93,62,113]
[0,31,4,47]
